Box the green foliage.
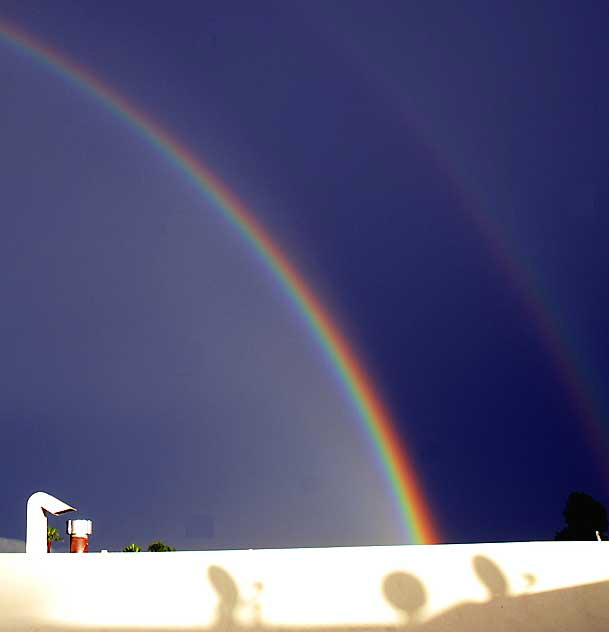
[123,543,142,552]
[555,491,608,541]
[122,541,176,552]
[147,541,176,552]
[47,526,63,543]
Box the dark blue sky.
[1,1,608,551]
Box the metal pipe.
[67,519,93,553]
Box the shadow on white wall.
[0,542,607,632]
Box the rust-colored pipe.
[67,519,92,553]
[70,536,89,553]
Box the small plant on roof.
[147,541,176,552]
[123,543,142,552]
[47,526,63,553]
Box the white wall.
[0,541,607,631]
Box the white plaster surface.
[0,541,607,631]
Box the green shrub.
[123,543,142,552]
[147,541,176,552]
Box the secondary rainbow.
[0,20,440,544]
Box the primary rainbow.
[0,20,440,544]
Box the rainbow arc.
[0,20,440,545]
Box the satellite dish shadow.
[472,555,508,599]
[383,571,427,624]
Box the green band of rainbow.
[0,20,439,544]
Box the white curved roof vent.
[26,491,76,554]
